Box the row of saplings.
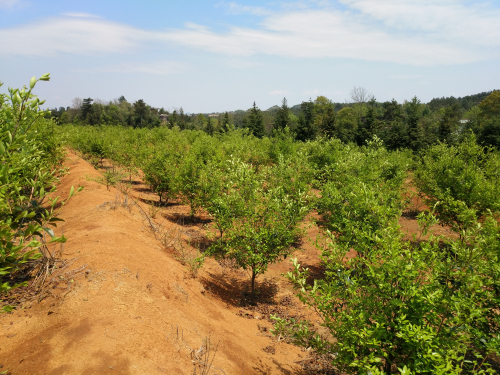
[103,129,495,374]
[65,122,500,372]
[144,136,500,374]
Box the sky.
[1,0,500,113]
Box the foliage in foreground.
[273,136,500,374]
[0,75,77,312]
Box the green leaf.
[29,76,36,89]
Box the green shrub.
[1,75,78,312]
[415,133,500,232]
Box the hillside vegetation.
[2,76,500,374]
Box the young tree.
[208,158,310,296]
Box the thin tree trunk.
[251,270,256,295]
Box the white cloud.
[269,90,288,95]
[339,0,500,47]
[0,1,499,66]
[61,12,101,18]
[0,0,19,8]
[0,15,146,56]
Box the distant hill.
[230,90,498,117]
[427,90,498,112]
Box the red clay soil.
[0,152,315,375]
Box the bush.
[415,133,500,232]
[1,75,77,312]
[276,209,500,374]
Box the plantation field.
[1,79,500,374]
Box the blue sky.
[1,0,499,113]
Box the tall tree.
[221,112,231,133]
[295,100,316,142]
[335,107,357,143]
[314,96,336,138]
[406,96,424,151]
[274,97,290,131]
[478,91,500,120]
[168,109,178,129]
[206,118,214,135]
[81,98,93,122]
[133,99,148,128]
[439,102,461,143]
[248,102,265,138]
[356,97,379,145]
[178,107,186,130]
[350,86,370,125]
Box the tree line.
[48,88,500,150]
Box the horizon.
[1,0,499,113]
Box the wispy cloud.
[74,61,187,75]
[0,15,146,56]
[0,0,20,8]
[303,89,321,96]
[62,12,101,18]
[1,1,499,66]
[390,74,423,80]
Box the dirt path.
[0,152,310,375]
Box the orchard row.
[60,123,500,374]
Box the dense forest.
[49,88,500,150]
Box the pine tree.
[356,97,379,145]
[295,100,316,141]
[179,107,186,130]
[274,97,290,131]
[221,112,231,133]
[206,118,214,135]
[248,102,265,138]
[406,96,424,151]
[81,98,93,122]
[320,106,336,138]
